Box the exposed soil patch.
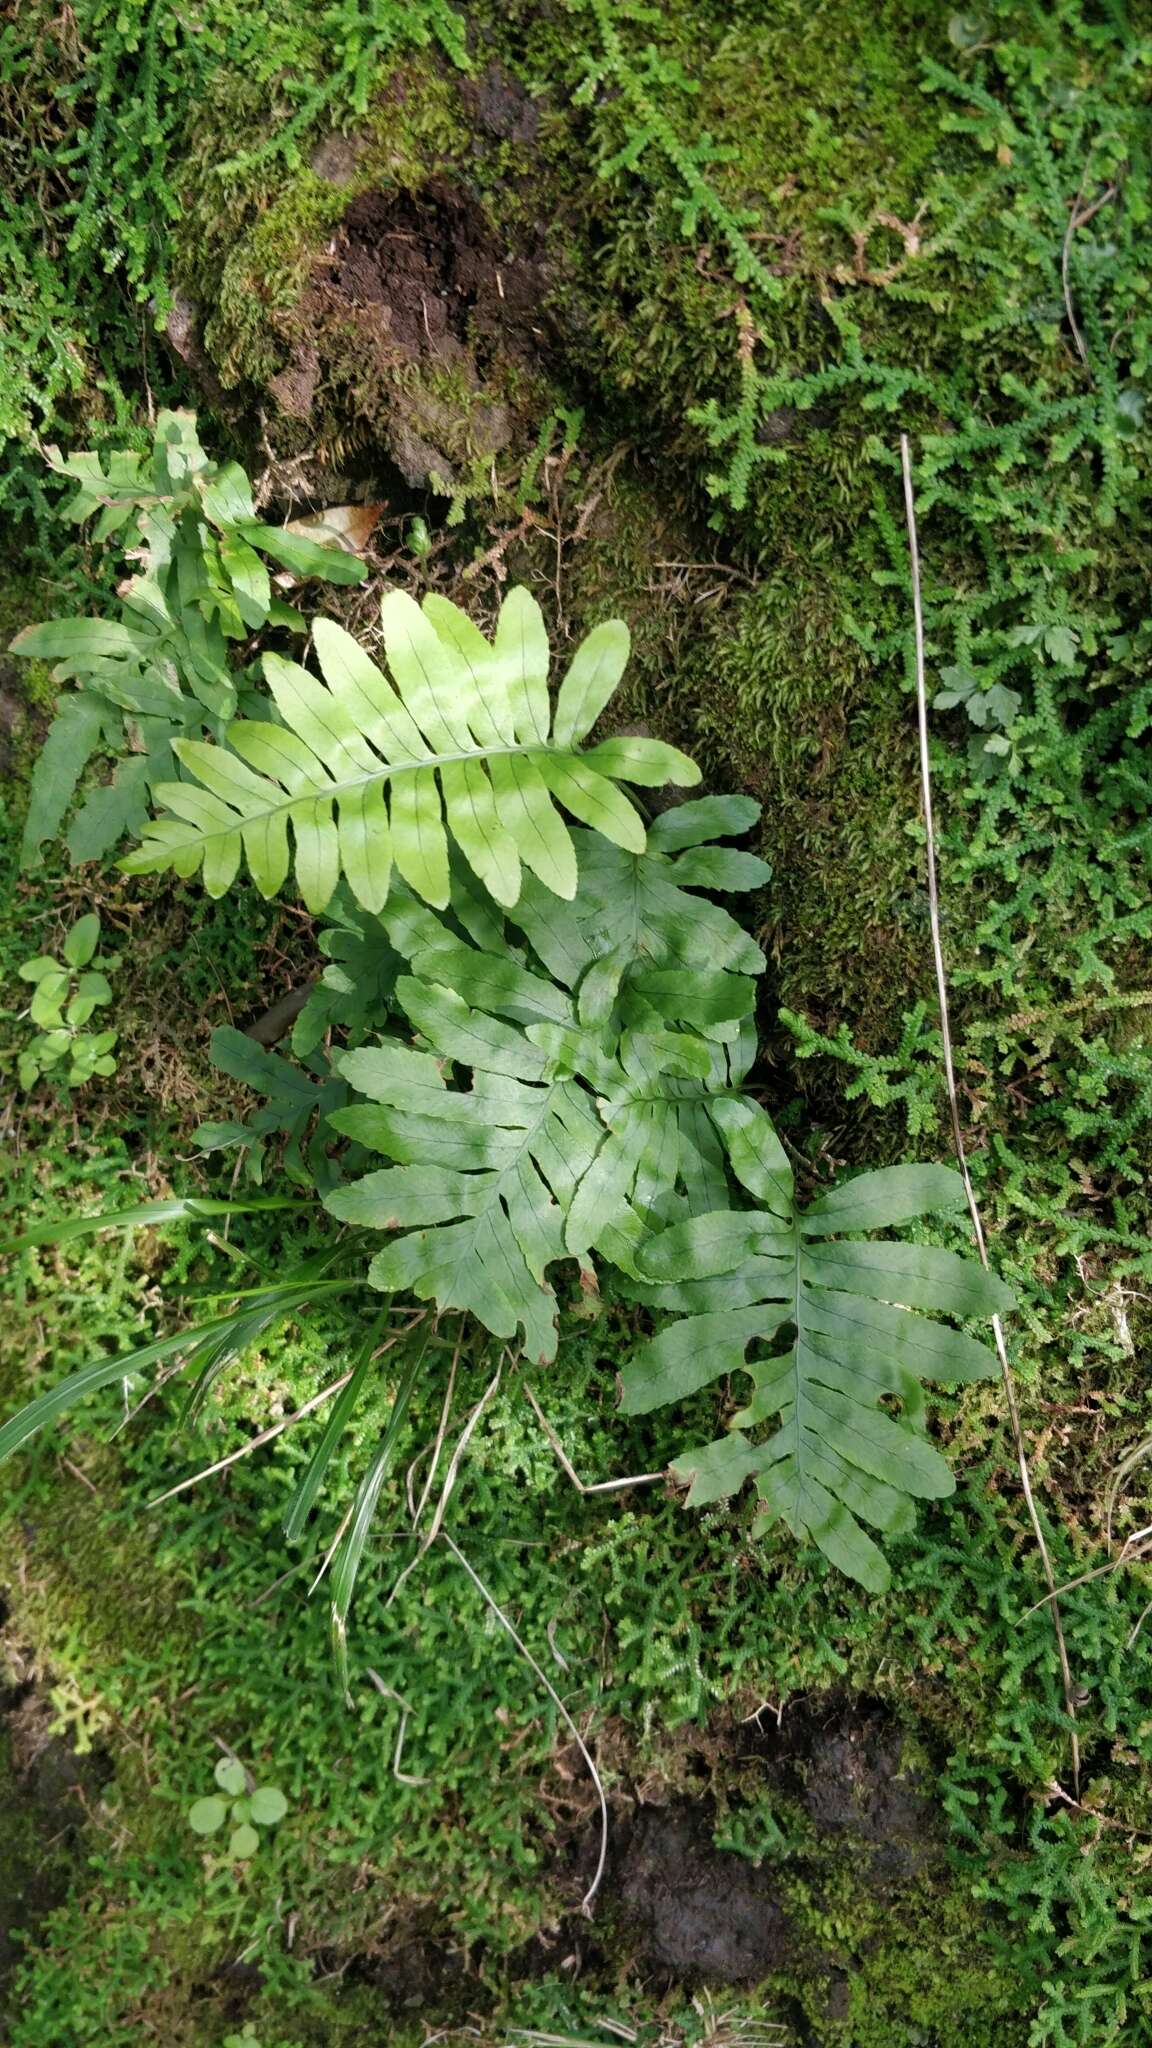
[0,657,44,787]
[619,1805,792,1981]
[597,1697,938,1986]
[459,61,543,146]
[747,1692,941,1884]
[339,1910,476,2017]
[797,1713,937,1880]
[330,179,550,367]
[267,179,556,491]
[0,1617,112,1991]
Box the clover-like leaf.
[228,1822,260,1860]
[63,913,101,967]
[17,955,63,983]
[249,1786,288,1826]
[214,1757,247,1796]
[29,970,69,1026]
[188,1795,228,1835]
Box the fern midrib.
[162,740,573,849]
[783,1214,815,1497]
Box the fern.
[121,588,700,914]
[323,931,747,1359]
[3,527,1014,1618]
[620,1102,1012,1592]
[12,410,364,866]
[195,1028,350,1191]
[506,794,771,1037]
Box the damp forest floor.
[2,1,1152,2044]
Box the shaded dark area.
[618,1804,794,1981]
[332,180,552,369]
[330,1694,941,2024]
[263,176,557,495]
[0,1606,112,1996]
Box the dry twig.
[524,1384,664,1496]
[441,1530,609,1917]
[1061,170,1118,372]
[900,432,1081,1797]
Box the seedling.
[187,1756,289,1860]
[14,912,118,1090]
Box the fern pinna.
[619,1104,1010,1591]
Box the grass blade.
[282,1312,390,1542]
[329,1319,433,1698]
[1,1195,308,1255]
[0,1316,239,1462]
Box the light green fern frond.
[322,940,743,1360]
[621,1101,1012,1592]
[121,587,700,914]
[507,795,771,1042]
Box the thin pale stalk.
[146,1369,355,1507]
[387,1357,503,1609]
[523,1384,664,1496]
[900,431,1081,1796]
[441,1531,609,1917]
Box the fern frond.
[507,795,771,1041]
[322,942,741,1360]
[120,587,699,915]
[620,1102,1012,1592]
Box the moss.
[686,565,927,1048]
[0,561,60,787]
[202,173,350,389]
[0,1722,61,1991]
[534,460,926,1052]
[2,1,1151,2040]
[179,58,472,392]
[775,1864,1030,2045]
[156,0,992,1072]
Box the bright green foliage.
[507,796,771,1038]
[11,412,365,868]
[2,542,1007,1614]
[187,1756,290,1861]
[315,794,768,1364]
[6,8,1152,2036]
[622,1129,1009,1591]
[782,1003,946,1137]
[10,912,118,1090]
[120,589,699,913]
[574,0,784,302]
[325,964,746,1362]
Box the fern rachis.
[621,1105,1013,1591]
[121,589,701,914]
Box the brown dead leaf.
[283,502,385,555]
